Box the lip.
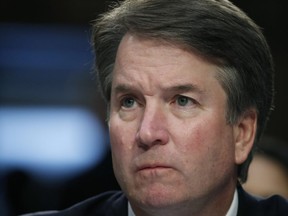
[137,164,172,171]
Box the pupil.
[124,98,134,107]
[178,96,188,106]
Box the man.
[23,0,288,215]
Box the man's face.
[109,34,246,212]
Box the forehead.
[110,33,229,115]
[115,34,184,71]
[112,33,224,92]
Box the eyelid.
[119,94,141,110]
[174,94,199,107]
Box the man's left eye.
[176,95,194,107]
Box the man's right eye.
[121,97,136,109]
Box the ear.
[234,109,257,165]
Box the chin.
[131,184,186,208]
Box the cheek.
[176,119,211,151]
[109,121,130,182]
[177,120,236,188]
[177,117,234,163]
[109,117,137,165]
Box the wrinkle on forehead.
[112,33,226,103]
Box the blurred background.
[0,0,287,215]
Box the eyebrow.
[113,84,134,95]
[112,83,204,95]
[164,84,204,94]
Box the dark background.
[1,0,287,215]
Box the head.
[92,0,274,214]
[92,0,274,183]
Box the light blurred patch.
[0,106,108,180]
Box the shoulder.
[237,185,288,216]
[20,191,127,216]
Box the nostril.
[136,126,169,150]
[137,141,150,151]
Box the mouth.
[137,164,172,171]
[136,164,173,179]
[135,163,175,179]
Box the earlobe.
[234,109,257,165]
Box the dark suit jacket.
[21,186,288,216]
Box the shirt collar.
[128,189,238,216]
[128,202,135,216]
[226,189,239,216]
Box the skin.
[108,33,257,216]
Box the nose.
[136,104,169,150]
